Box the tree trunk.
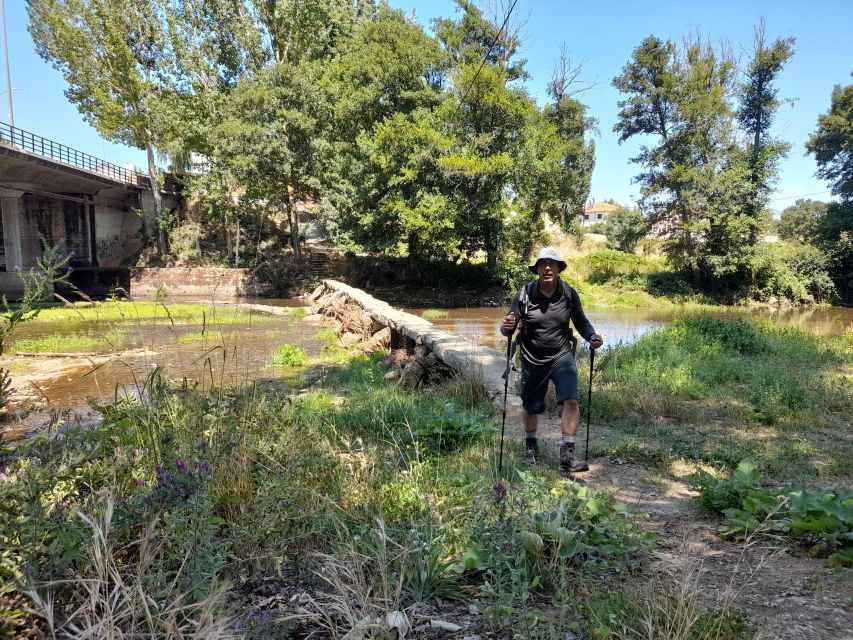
[235,218,241,267]
[283,188,300,261]
[146,143,167,257]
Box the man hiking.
[501,247,604,472]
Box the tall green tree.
[807,77,853,302]
[434,0,530,270]
[28,0,175,255]
[807,78,853,201]
[318,6,448,256]
[736,24,794,243]
[778,199,828,243]
[613,35,738,280]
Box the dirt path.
[530,421,853,640]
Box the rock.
[430,620,462,632]
[359,327,391,354]
[309,284,325,300]
[386,611,410,638]
[383,369,401,381]
[399,361,425,388]
[340,332,362,347]
[467,604,480,616]
[381,348,410,367]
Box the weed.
[26,499,238,639]
[688,459,853,566]
[178,330,223,344]
[421,309,449,319]
[271,343,308,366]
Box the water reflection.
[403,304,853,352]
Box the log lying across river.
[311,279,521,413]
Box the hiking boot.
[522,438,539,465]
[559,443,589,473]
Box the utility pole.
[1,0,14,128]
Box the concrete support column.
[0,188,24,271]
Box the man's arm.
[500,291,523,336]
[569,286,603,349]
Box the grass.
[421,309,449,319]
[177,330,223,344]
[8,333,103,353]
[0,346,671,640]
[271,343,308,366]
[6,308,839,639]
[24,301,278,326]
[588,316,853,483]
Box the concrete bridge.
[0,122,174,297]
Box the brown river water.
[2,298,851,441]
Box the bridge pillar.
[0,188,24,271]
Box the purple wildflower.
[176,459,187,472]
[155,465,165,477]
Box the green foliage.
[749,241,836,303]
[677,316,768,355]
[688,460,853,566]
[271,343,308,366]
[468,471,651,629]
[0,243,72,407]
[613,30,793,295]
[596,317,852,480]
[421,309,449,319]
[807,78,853,201]
[778,199,828,243]
[603,207,649,253]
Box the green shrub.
[421,309,449,319]
[272,343,308,366]
[678,316,768,355]
[688,459,853,566]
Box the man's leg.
[522,410,539,462]
[553,358,587,472]
[560,399,580,436]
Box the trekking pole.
[497,330,512,481]
[584,347,595,462]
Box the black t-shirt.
[502,280,595,368]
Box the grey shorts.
[519,355,578,415]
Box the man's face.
[536,258,560,282]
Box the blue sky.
[2,0,851,212]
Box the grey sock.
[561,434,576,446]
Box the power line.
[454,0,521,110]
[770,190,831,202]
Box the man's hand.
[502,313,518,333]
[589,333,604,350]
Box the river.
[405,304,853,351]
[2,298,851,441]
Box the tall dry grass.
[26,499,239,640]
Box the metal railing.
[0,121,146,186]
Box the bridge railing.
[0,121,146,186]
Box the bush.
[272,343,308,366]
[688,459,853,567]
[750,241,836,303]
[678,316,769,355]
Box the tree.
[434,0,530,270]
[614,29,795,297]
[318,6,449,256]
[807,77,853,200]
[777,199,828,243]
[210,62,326,262]
[613,35,738,280]
[736,25,794,243]
[604,207,649,253]
[807,77,853,303]
[28,0,175,255]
